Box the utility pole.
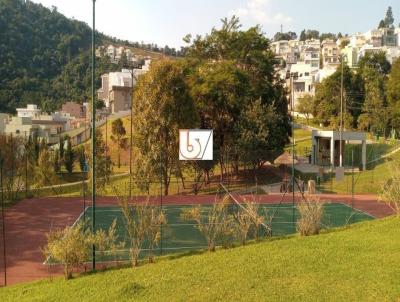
[91,0,96,271]
[339,54,345,167]
[0,155,6,286]
[129,66,134,200]
[291,73,296,229]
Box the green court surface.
[77,203,374,262]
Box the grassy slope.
[1,217,400,301]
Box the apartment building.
[322,39,340,66]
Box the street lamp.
[91,0,96,271]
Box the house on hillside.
[16,104,41,118]
[98,65,150,114]
[322,39,340,67]
[61,102,86,119]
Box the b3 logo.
[179,129,213,160]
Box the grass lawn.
[1,217,399,301]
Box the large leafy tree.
[236,100,285,183]
[358,52,391,75]
[386,59,400,131]
[185,17,290,177]
[358,67,388,135]
[133,60,197,195]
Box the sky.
[32,0,400,49]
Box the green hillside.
[1,217,399,301]
[0,0,170,113]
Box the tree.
[296,94,314,123]
[236,100,286,184]
[133,60,197,195]
[358,67,388,135]
[64,137,74,174]
[36,148,57,187]
[87,129,112,193]
[274,31,297,41]
[384,6,394,28]
[387,59,400,131]
[110,118,127,169]
[378,20,386,29]
[299,29,306,41]
[358,52,391,75]
[78,146,86,172]
[54,151,61,174]
[186,17,290,180]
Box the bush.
[297,197,324,236]
[380,161,400,215]
[181,196,232,252]
[43,223,91,279]
[91,219,125,267]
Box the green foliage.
[379,160,400,215]
[358,67,388,134]
[78,146,86,172]
[387,59,400,130]
[133,59,197,195]
[111,118,127,169]
[236,100,285,182]
[298,29,320,41]
[64,137,74,174]
[384,6,394,28]
[53,151,61,174]
[358,52,391,75]
[35,148,57,188]
[274,31,297,41]
[295,94,314,123]
[43,223,91,279]
[87,130,112,193]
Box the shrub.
[146,205,167,263]
[297,197,324,236]
[43,223,91,279]
[119,197,149,267]
[380,161,400,215]
[181,197,231,252]
[91,219,125,267]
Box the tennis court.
[76,202,374,263]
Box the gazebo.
[311,130,367,170]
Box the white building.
[350,33,366,48]
[16,104,41,118]
[289,62,317,109]
[302,47,320,70]
[365,29,383,47]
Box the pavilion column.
[330,137,335,168]
[362,140,367,171]
[311,136,317,165]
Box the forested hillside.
[0,0,169,113]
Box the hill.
[0,0,171,113]
[0,217,399,301]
